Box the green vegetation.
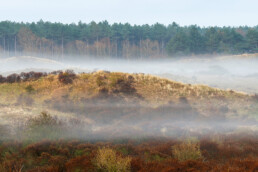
[0,21,257,58]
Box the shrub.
[26,111,64,140]
[25,85,35,93]
[58,70,76,84]
[80,73,90,81]
[108,74,135,93]
[20,71,46,81]
[96,75,105,87]
[172,139,203,161]
[0,72,46,84]
[6,74,21,83]
[0,75,6,83]
[95,147,131,172]
[109,75,124,88]
[27,111,58,127]
[50,70,63,75]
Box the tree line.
[0,20,257,58]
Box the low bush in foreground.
[95,147,132,172]
[172,139,203,161]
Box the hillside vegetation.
[0,71,252,102]
[0,71,257,120]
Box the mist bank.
[0,103,257,142]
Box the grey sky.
[0,0,257,26]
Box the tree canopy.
[0,20,257,58]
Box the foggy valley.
[0,1,258,170]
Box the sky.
[0,0,257,27]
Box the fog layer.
[0,55,258,140]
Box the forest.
[0,20,257,58]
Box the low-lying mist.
[0,93,257,141]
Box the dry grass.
[0,72,249,100]
[0,71,255,116]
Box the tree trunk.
[3,36,5,56]
[96,36,99,56]
[51,39,54,58]
[14,35,17,56]
[116,40,118,57]
[39,39,42,57]
[108,39,111,57]
[61,36,64,60]
[139,39,142,59]
[8,39,10,57]
[86,40,89,56]
[162,40,165,56]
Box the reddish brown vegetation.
[0,70,76,84]
[0,75,6,83]
[0,71,48,84]
[58,70,76,84]
[0,135,257,172]
[6,74,21,83]
[20,72,47,81]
